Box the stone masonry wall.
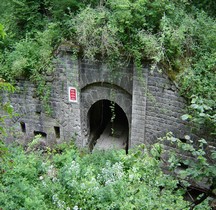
[145,69,190,143]
[1,49,192,149]
[2,50,83,147]
[130,64,190,147]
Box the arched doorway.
[88,100,129,153]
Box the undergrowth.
[0,137,214,210]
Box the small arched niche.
[87,100,129,153]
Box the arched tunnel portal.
[88,100,129,153]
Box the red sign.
[68,87,77,102]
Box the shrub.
[0,139,213,209]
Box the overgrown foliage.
[0,79,15,136]
[0,139,214,209]
[0,24,6,39]
[0,1,215,208]
[159,132,216,209]
[1,0,215,129]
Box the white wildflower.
[73,205,79,210]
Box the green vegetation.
[0,139,214,210]
[0,24,6,39]
[0,0,215,208]
[0,0,215,129]
[0,79,15,136]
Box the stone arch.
[80,82,132,148]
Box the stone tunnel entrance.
[88,100,129,153]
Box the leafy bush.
[0,23,61,113]
[0,79,15,137]
[181,96,216,136]
[0,138,213,210]
[159,132,216,209]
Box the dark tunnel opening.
[88,100,129,153]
